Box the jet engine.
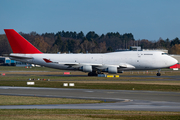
[107,66,117,74]
[80,65,92,72]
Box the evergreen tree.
[77,31,84,39]
[86,31,99,41]
[171,37,180,46]
[107,46,113,52]
[53,35,63,52]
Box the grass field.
[0,66,180,91]
[0,95,103,105]
[0,66,58,71]
[0,80,180,92]
[0,66,179,74]
[0,109,180,120]
[0,66,180,119]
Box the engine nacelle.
[80,65,92,72]
[108,66,117,74]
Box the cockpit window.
[162,53,167,55]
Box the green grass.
[0,80,180,91]
[0,66,58,71]
[0,66,180,91]
[0,67,180,119]
[0,109,180,120]
[0,75,155,81]
[0,66,179,75]
[0,95,103,105]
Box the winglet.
[4,29,42,54]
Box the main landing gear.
[88,71,97,76]
[88,70,104,76]
[156,69,161,76]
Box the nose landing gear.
[156,69,161,76]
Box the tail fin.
[4,29,42,54]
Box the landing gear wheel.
[97,70,103,74]
[156,73,161,76]
[156,69,161,76]
[88,72,93,76]
[88,72,97,76]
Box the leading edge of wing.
[43,58,102,67]
[43,58,135,69]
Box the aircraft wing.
[43,58,103,68]
[43,58,79,66]
[119,63,135,69]
[43,58,135,69]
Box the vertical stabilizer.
[4,29,42,54]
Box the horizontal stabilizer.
[4,54,33,59]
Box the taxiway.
[0,86,180,111]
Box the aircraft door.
[137,52,141,69]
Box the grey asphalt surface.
[1,86,180,111]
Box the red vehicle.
[170,64,180,69]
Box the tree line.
[0,30,180,55]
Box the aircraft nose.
[170,57,178,66]
[164,56,178,67]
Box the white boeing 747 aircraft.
[4,29,178,76]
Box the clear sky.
[0,0,180,40]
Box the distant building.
[115,49,130,52]
[116,46,168,53]
[170,55,180,64]
[142,49,168,54]
[130,46,141,51]
[0,56,16,66]
[0,56,32,66]
[170,64,180,69]
[15,61,32,67]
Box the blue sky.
[0,0,180,40]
